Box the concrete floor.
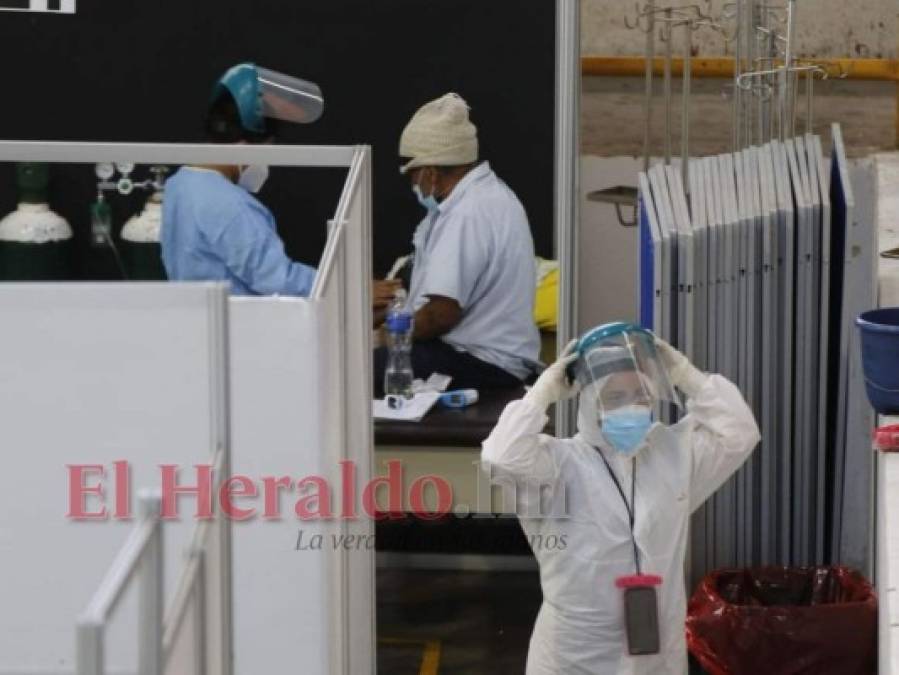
[377,568,542,674]
[583,76,896,158]
[376,565,711,674]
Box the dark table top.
[375,387,555,448]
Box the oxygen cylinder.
[0,163,73,280]
[120,192,166,280]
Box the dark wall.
[0,0,555,278]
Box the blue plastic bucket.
[856,307,899,414]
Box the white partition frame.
[0,281,232,675]
[832,126,878,575]
[0,141,373,675]
[555,0,581,437]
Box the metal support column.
[555,0,581,437]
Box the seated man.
[374,93,540,394]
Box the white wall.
[582,0,897,59]
[578,156,644,331]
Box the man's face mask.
[412,169,440,212]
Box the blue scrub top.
[161,168,316,296]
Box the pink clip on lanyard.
[874,425,899,453]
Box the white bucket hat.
[399,93,479,174]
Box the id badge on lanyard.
[596,450,663,656]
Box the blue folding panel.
[639,173,659,331]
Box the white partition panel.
[0,283,229,674]
[811,135,832,566]
[229,147,374,675]
[229,299,331,675]
[837,153,878,575]
[0,141,374,675]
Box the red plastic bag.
[686,567,876,675]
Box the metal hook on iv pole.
[735,64,827,92]
[682,19,693,188]
[657,9,675,166]
[625,2,656,32]
[641,0,657,174]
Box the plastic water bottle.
[384,290,414,399]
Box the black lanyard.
[596,450,641,576]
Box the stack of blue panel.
[638,124,877,586]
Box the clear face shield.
[213,63,325,135]
[255,66,324,125]
[571,325,681,453]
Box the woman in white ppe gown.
[481,333,760,674]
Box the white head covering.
[576,384,607,448]
[399,93,478,174]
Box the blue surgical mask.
[413,183,440,213]
[601,405,653,456]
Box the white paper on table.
[412,372,452,394]
[372,392,441,422]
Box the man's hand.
[373,279,403,310]
[372,279,403,329]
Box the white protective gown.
[481,374,760,674]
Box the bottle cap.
[386,312,412,333]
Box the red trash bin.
[686,566,877,675]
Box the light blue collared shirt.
[161,168,316,296]
[407,162,540,380]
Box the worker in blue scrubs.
[162,64,403,300]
